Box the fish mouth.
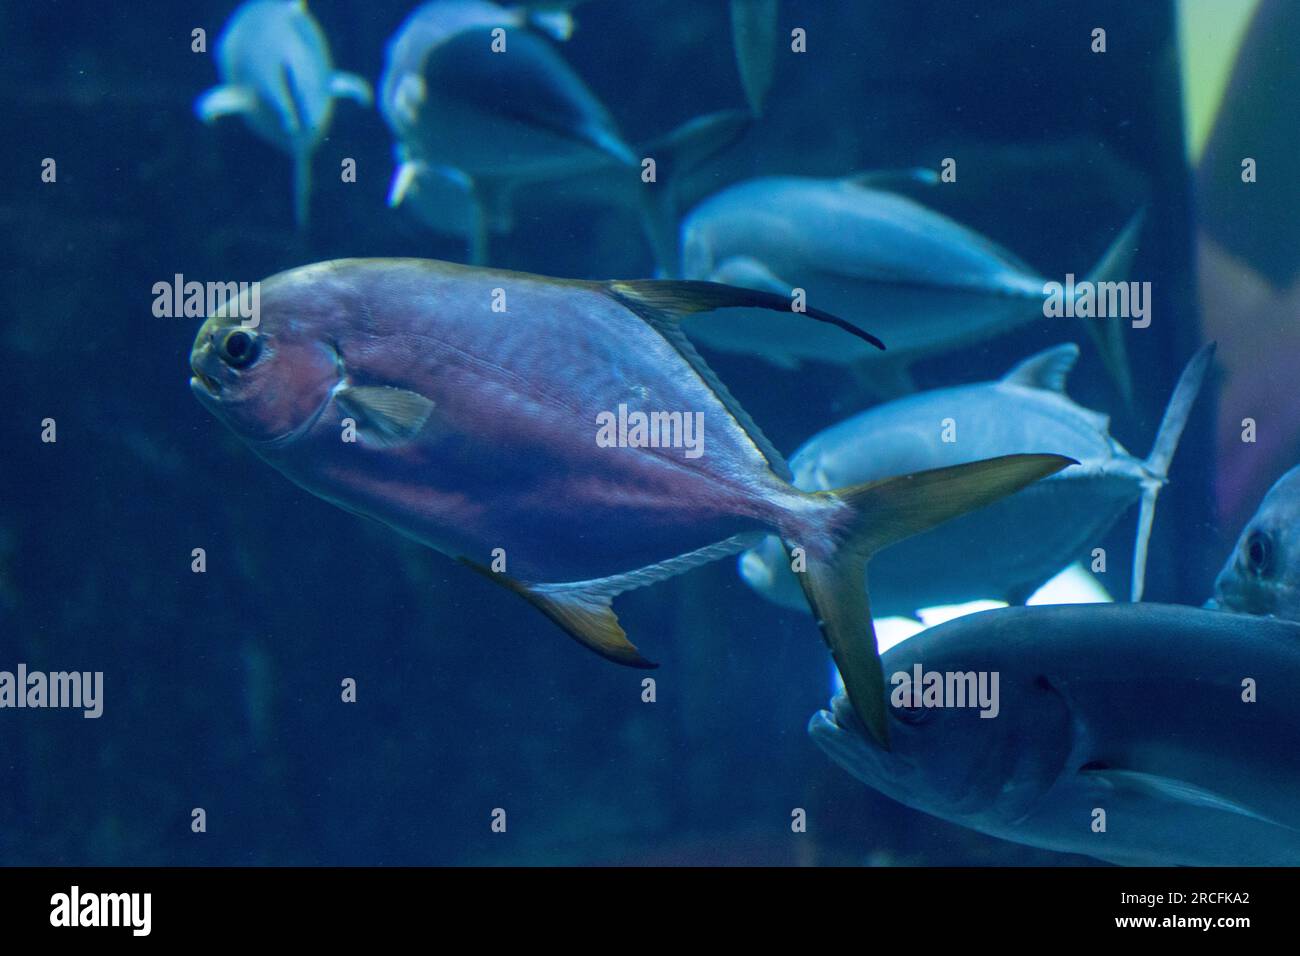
[808,695,891,785]
[190,369,221,396]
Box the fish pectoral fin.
[1081,767,1293,830]
[459,560,657,668]
[335,385,435,447]
[330,71,373,107]
[195,85,258,122]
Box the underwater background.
[0,0,1288,865]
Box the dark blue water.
[1,0,1254,865]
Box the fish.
[730,0,778,115]
[678,173,1142,402]
[740,342,1213,618]
[380,0,627,264]
[194,0,373,227]
[187,257,1072,745]
[1209,463,1300,621]
[809,602,1300,866]
[381,2,747,271]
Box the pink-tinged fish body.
[190,257,1072,747]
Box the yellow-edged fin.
[600,279,882,482]
[799,453,1077,749]
[335,384,435,448]
[459,558,658,668]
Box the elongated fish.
[741,342,1212,618]
[1209,464,1300,621]
[679,174,1141,402]
[810,603,1300,865]
[195,0,372,227]
[188,258,1070,744]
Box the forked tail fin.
[791,454,1076,749]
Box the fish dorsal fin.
[1081,766,1294,830]
[1002,343,1081,393]
[604,279,881,482]
[335,384,435,447]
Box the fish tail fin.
[730,0,778,115]
[636,110,752,276]
[1130,342,1216,601]
[293,151,312,230]
[1082,209,1145,410]
[790,454,1076,749]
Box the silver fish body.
[679,174,1139,398]
[188,257,1070,746]
[1210,464,1300,620]
[741,342,1211,617]
[810,602,1300,866]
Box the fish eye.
[1244,529,1275,578]
[218,328,260,369]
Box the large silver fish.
[1210,464,1300,621]
[679,173,1141,401]
[741,342,1212,618]
[188,257,1070,744]
[195,0,372,227]
[810,603,1300,865]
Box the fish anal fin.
[459,559,656,668]
[1002,343,1080,393]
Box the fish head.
[810,617,1076,829]
[1211,465,1300,620]
[189,269,342,448]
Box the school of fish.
[190,0,1292,866]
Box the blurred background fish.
[741,343,1212,619]
[1209,464,1300,620]
[195,0,373,227]
[678,174,1142,404]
